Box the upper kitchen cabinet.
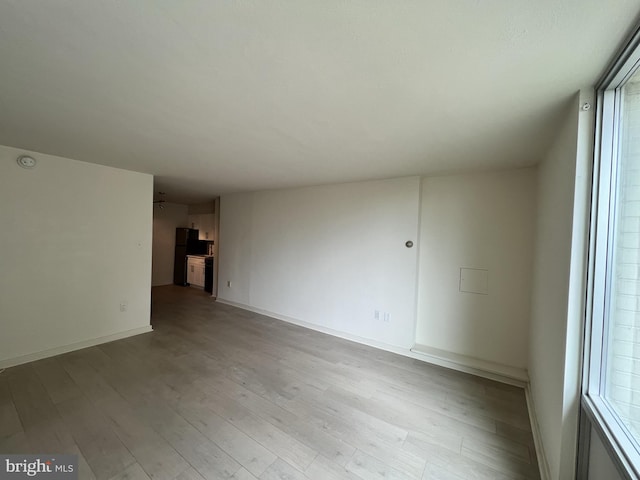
[188,201,217,243]
[200,213,215,241]
[188,213,215,241]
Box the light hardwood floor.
[0,286,540,480]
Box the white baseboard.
[0,325,153,369]
[525,384,551,480]
[217,298,528,388]
[217,297,413,354]
[410,343,528,387]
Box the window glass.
[605,69,640,446]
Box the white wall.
[218,193,253,306]
[0,144,153,367]
[415,169,536,370]
[528,90,594,480]
[152,202,188,286]
[218,177,421,348]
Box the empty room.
[2,2,640,480]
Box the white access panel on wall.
[459,267,489,295]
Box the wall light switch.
[459,268,488,295]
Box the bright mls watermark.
[0,455,77,480]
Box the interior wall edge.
[526,383,552,480]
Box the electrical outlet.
[383,312,390,323]
[227,280,231,287]
[119,301,127,312]
[374,310,380,320]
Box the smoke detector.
[17,155,37,169]
[153,191,167,209]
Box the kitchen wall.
[528,90,594,480]
[188,201,215,215]
[152,202,188,286]
[218,177,421,349]
[0,144,153,367]
[415,168,537,371]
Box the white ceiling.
[1,2,638,204]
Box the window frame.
[582,25,640,480]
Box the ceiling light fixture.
[17,155,37,169]
[153,191,167,209]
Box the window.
[583,28,640,479]
[604,71,640,441]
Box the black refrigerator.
[173,228,206,285]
